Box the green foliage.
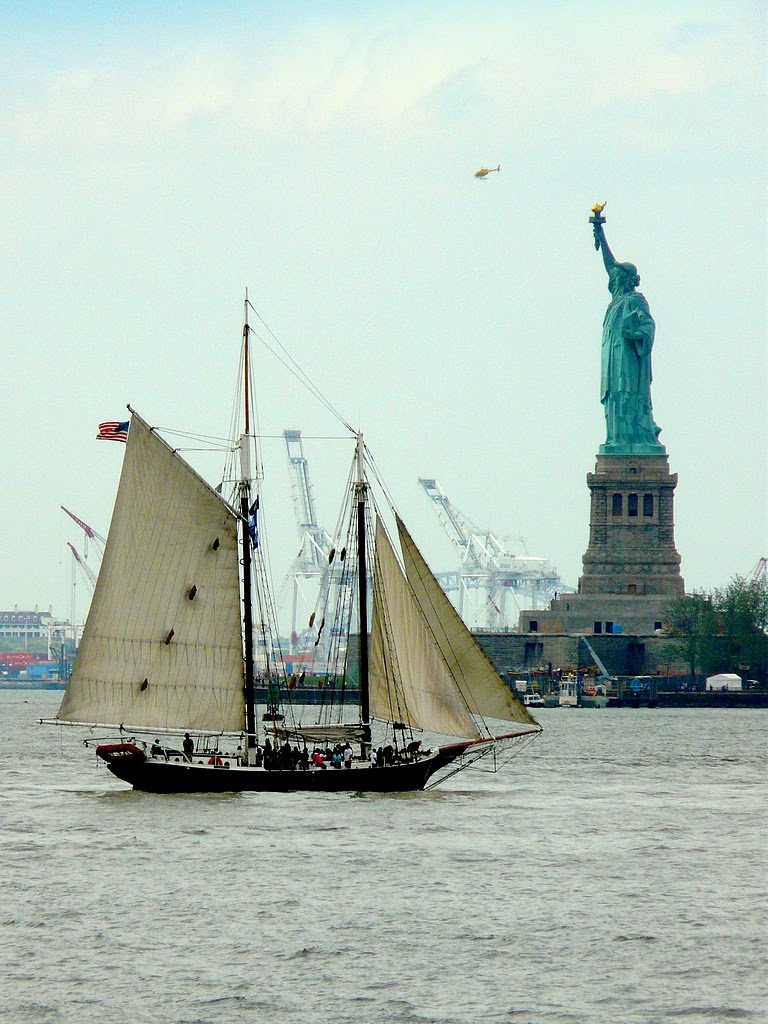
[665,591,720,676]
[712,575,768,675]
[0,637,50,656]
[665,575,768,679]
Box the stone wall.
[475,631,688,678]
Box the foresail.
[57,411,246,733]
[369,518,482,740]
[396,516,538,729]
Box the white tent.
[706,673,743,691]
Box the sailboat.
[46,301,541,792]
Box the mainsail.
[57,411,246,733]
[369,518,483,739]
[396,515,538,730]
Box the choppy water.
[1,692,765,1024]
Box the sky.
[1,0,765,629]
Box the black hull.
[99,746,469,794]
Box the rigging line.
[226,342,246,448]
[246,432,351,441]
[373,545,411,738]
[245,301,356,434]
[284,433,352,441]
[167,446,234,454]
[156,428,234,444]
[252,327,352,432]
[361,445,399,518]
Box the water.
[1,692,765,1024]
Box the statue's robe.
[600,273,661,448]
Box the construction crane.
[418,478,522,570]
[66,542,97,646]
[67,542,97,590]
[280,430,336,656]
[418,478,563,629]
[580,635,615,685]
[62,507,104,645]
[750,557,767,582]
[283,431,333,571]
[61,506,106,562]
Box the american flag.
[96,420,129,443]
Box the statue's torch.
[589,202,607,250]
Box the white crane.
[418,478,563,629]
[283,431,333,572]
[280,430,336,657]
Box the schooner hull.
[98,745,471,794]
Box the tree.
[665,575,768,683]
[664,591,720,677]
[712,575,768,679]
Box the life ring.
[207,755,224,766]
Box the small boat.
[523,693,545,708]
[45,299,540,792]
[558,679,578,707]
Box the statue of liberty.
[590,205,665,454]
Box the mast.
[241,292,256,752]
[355,434,371,755]
[243,289,251,435]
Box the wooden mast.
[355,434,371,757]
[241,291,256,753]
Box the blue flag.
[248,496,259,549]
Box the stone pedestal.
[580,452,684,597]
[518,452,684,636]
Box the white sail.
[57,411,246,733]
[369,518,482,739]
[396,515,538,729]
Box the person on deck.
[182,733,194,761]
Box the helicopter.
[474,164,501,179]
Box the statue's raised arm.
[595,222,617,274]
[590,202,617,272]
[588,203,665,455]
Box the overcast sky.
[1,0,765,628]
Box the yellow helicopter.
[474,164,501,179]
